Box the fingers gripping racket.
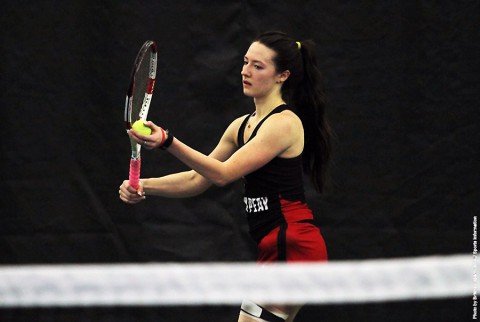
[124,40,157,190]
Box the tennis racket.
[124,40,158,190]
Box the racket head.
[124,40,158,132]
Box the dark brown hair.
[254,31,333,192]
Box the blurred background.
[1,1,477,321]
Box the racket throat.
[131,152,141,160]
[130,141,141,160]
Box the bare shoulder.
[253,109,304,157]
[232,114,250,127]
[225,114,249,133]
[262,109,303,134]
[221,114,250,145]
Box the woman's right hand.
[119,180,146,204]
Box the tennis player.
[119,31,333,322]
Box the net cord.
[0,254,472,307]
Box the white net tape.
[0,254,473,307]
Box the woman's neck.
[253,94,286,118]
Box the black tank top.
[238,105,310,243]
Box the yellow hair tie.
[296,41,301,49]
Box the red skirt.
[256,200,328,263]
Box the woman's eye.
[243,61,263,70]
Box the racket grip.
[129,158,141,190]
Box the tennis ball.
[132,120,152,136]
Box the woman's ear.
[277,70,291,83]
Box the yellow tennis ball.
[132,120,152,136]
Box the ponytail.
[254,31,333,192]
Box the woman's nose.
[241,64,249,77]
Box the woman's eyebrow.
[244,56,266,65]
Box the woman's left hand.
[128,121,167,150]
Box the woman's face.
[241,41,284,98]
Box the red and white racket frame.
[124,40,157,190]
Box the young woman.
[119,31,333,322]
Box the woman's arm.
[142,170,210,198]
[159,111,303,186]
[120,116,245,203]
[142,117,243,197]
[119,170,208,204]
